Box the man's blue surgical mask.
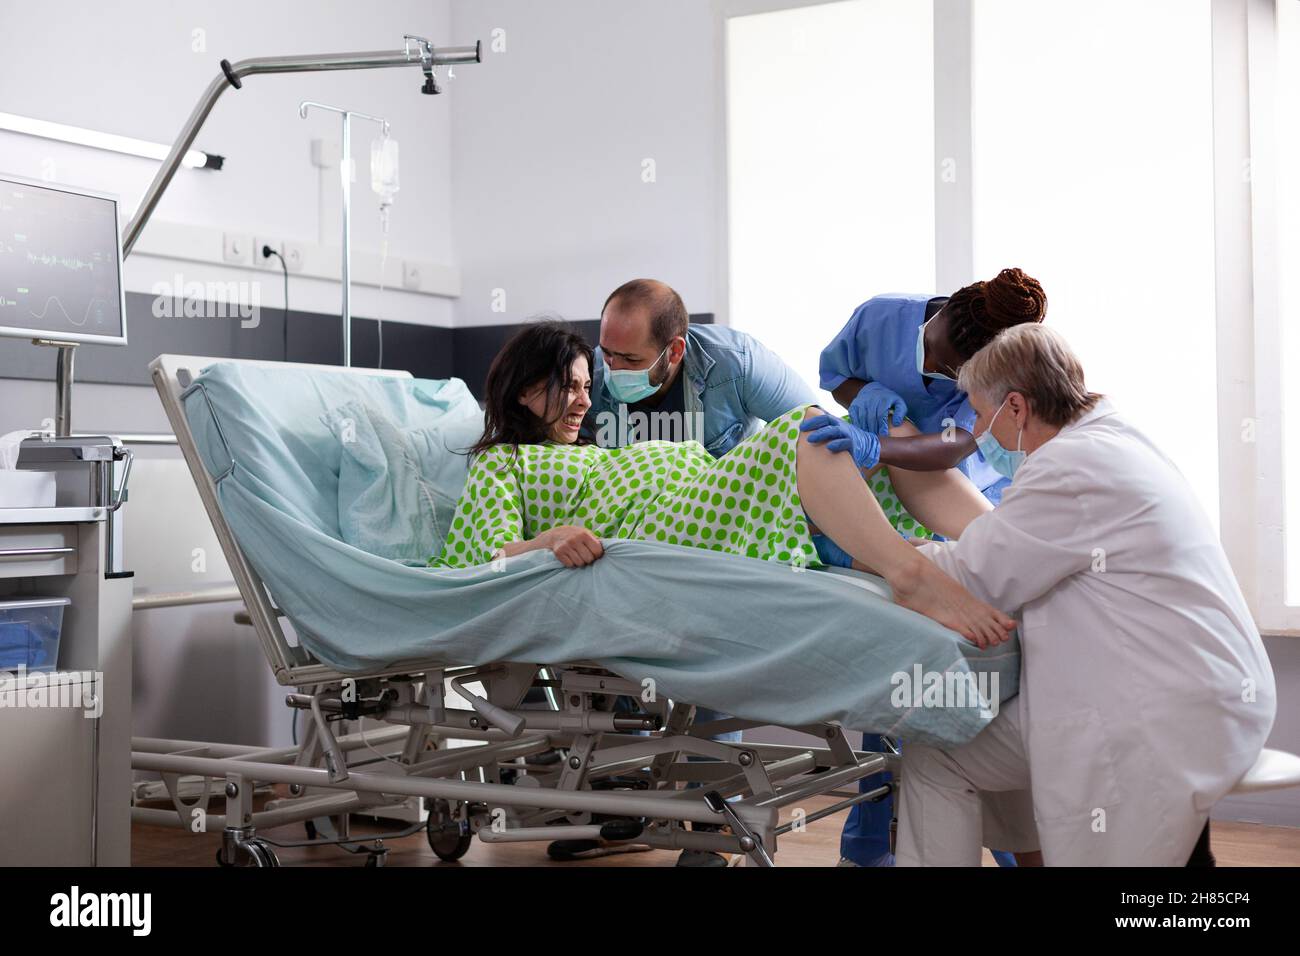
[605,344,671,404]
[975,398,1027,480]
[915,321,956,382]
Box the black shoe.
[675,848,730,867]
[546,837,651,862]
[547,838,603,861]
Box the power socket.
[254,238,283,268]
[402,261,423,290]
[222,233,252,265]
[281,242,305,273]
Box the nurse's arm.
[832,378,870,410]
[878,429,977,471]
[830,381,976,470]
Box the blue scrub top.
[819,293,1003,496]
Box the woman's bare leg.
[795,409,1014,647]
[880,421,993,540]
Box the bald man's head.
[601,279,689,350]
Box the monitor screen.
[0,176,127,346]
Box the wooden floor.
[132,791,1300,868]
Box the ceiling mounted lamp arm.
[121,38,482,258]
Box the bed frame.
[130,354,898,867]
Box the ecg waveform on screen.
[27,295,106,328]
[24,250,97,272]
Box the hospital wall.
[446,0,723,328]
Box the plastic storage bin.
[0,597,70,672]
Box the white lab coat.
[919,399,1276,865]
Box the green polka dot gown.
[431,407,823,569]
[869,469,936,541]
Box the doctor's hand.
[541,526,606,568]
[800,415,882,470]
[849,382,908,436]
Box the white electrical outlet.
[310,138,341,169]
[281,242,305,273]
[402,261,423,290]
[254,238,282,268]
[223,233,252,265]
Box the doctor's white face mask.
[976,398,1027,480]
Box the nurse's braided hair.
[945,268,1047,360]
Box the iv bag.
[371,137,400,204]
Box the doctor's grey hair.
[958,324,1102,427]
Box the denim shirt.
[585,325,817,458]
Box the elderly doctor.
[895,324,1276,866]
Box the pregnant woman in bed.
[430,321,1013,647]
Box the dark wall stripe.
[0,291,710,401]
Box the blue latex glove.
[800,414,881,469]
[848,382,908,436]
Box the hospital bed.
[130,354,1019,867]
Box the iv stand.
[299,103,388,369]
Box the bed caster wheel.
[217,838,279,867]
[246,841,280,868]
[305,820,318,841]
[428,831,472,862]
[426,805,471,862]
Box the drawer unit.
[0,524,78,579]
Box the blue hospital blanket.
[182,362,1019,747]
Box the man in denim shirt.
[567,279,814,867]
[584,279,815,455]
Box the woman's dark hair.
[946,267,1048,360]
[469,319,594,457]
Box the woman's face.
[519,356,592,444]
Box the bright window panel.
[972,0,1219,526]
[1280,0,1300,604]
[727,0,936,407]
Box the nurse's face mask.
[915,320,957,382]
[976,397,1027,480]
[605,343,671,404]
